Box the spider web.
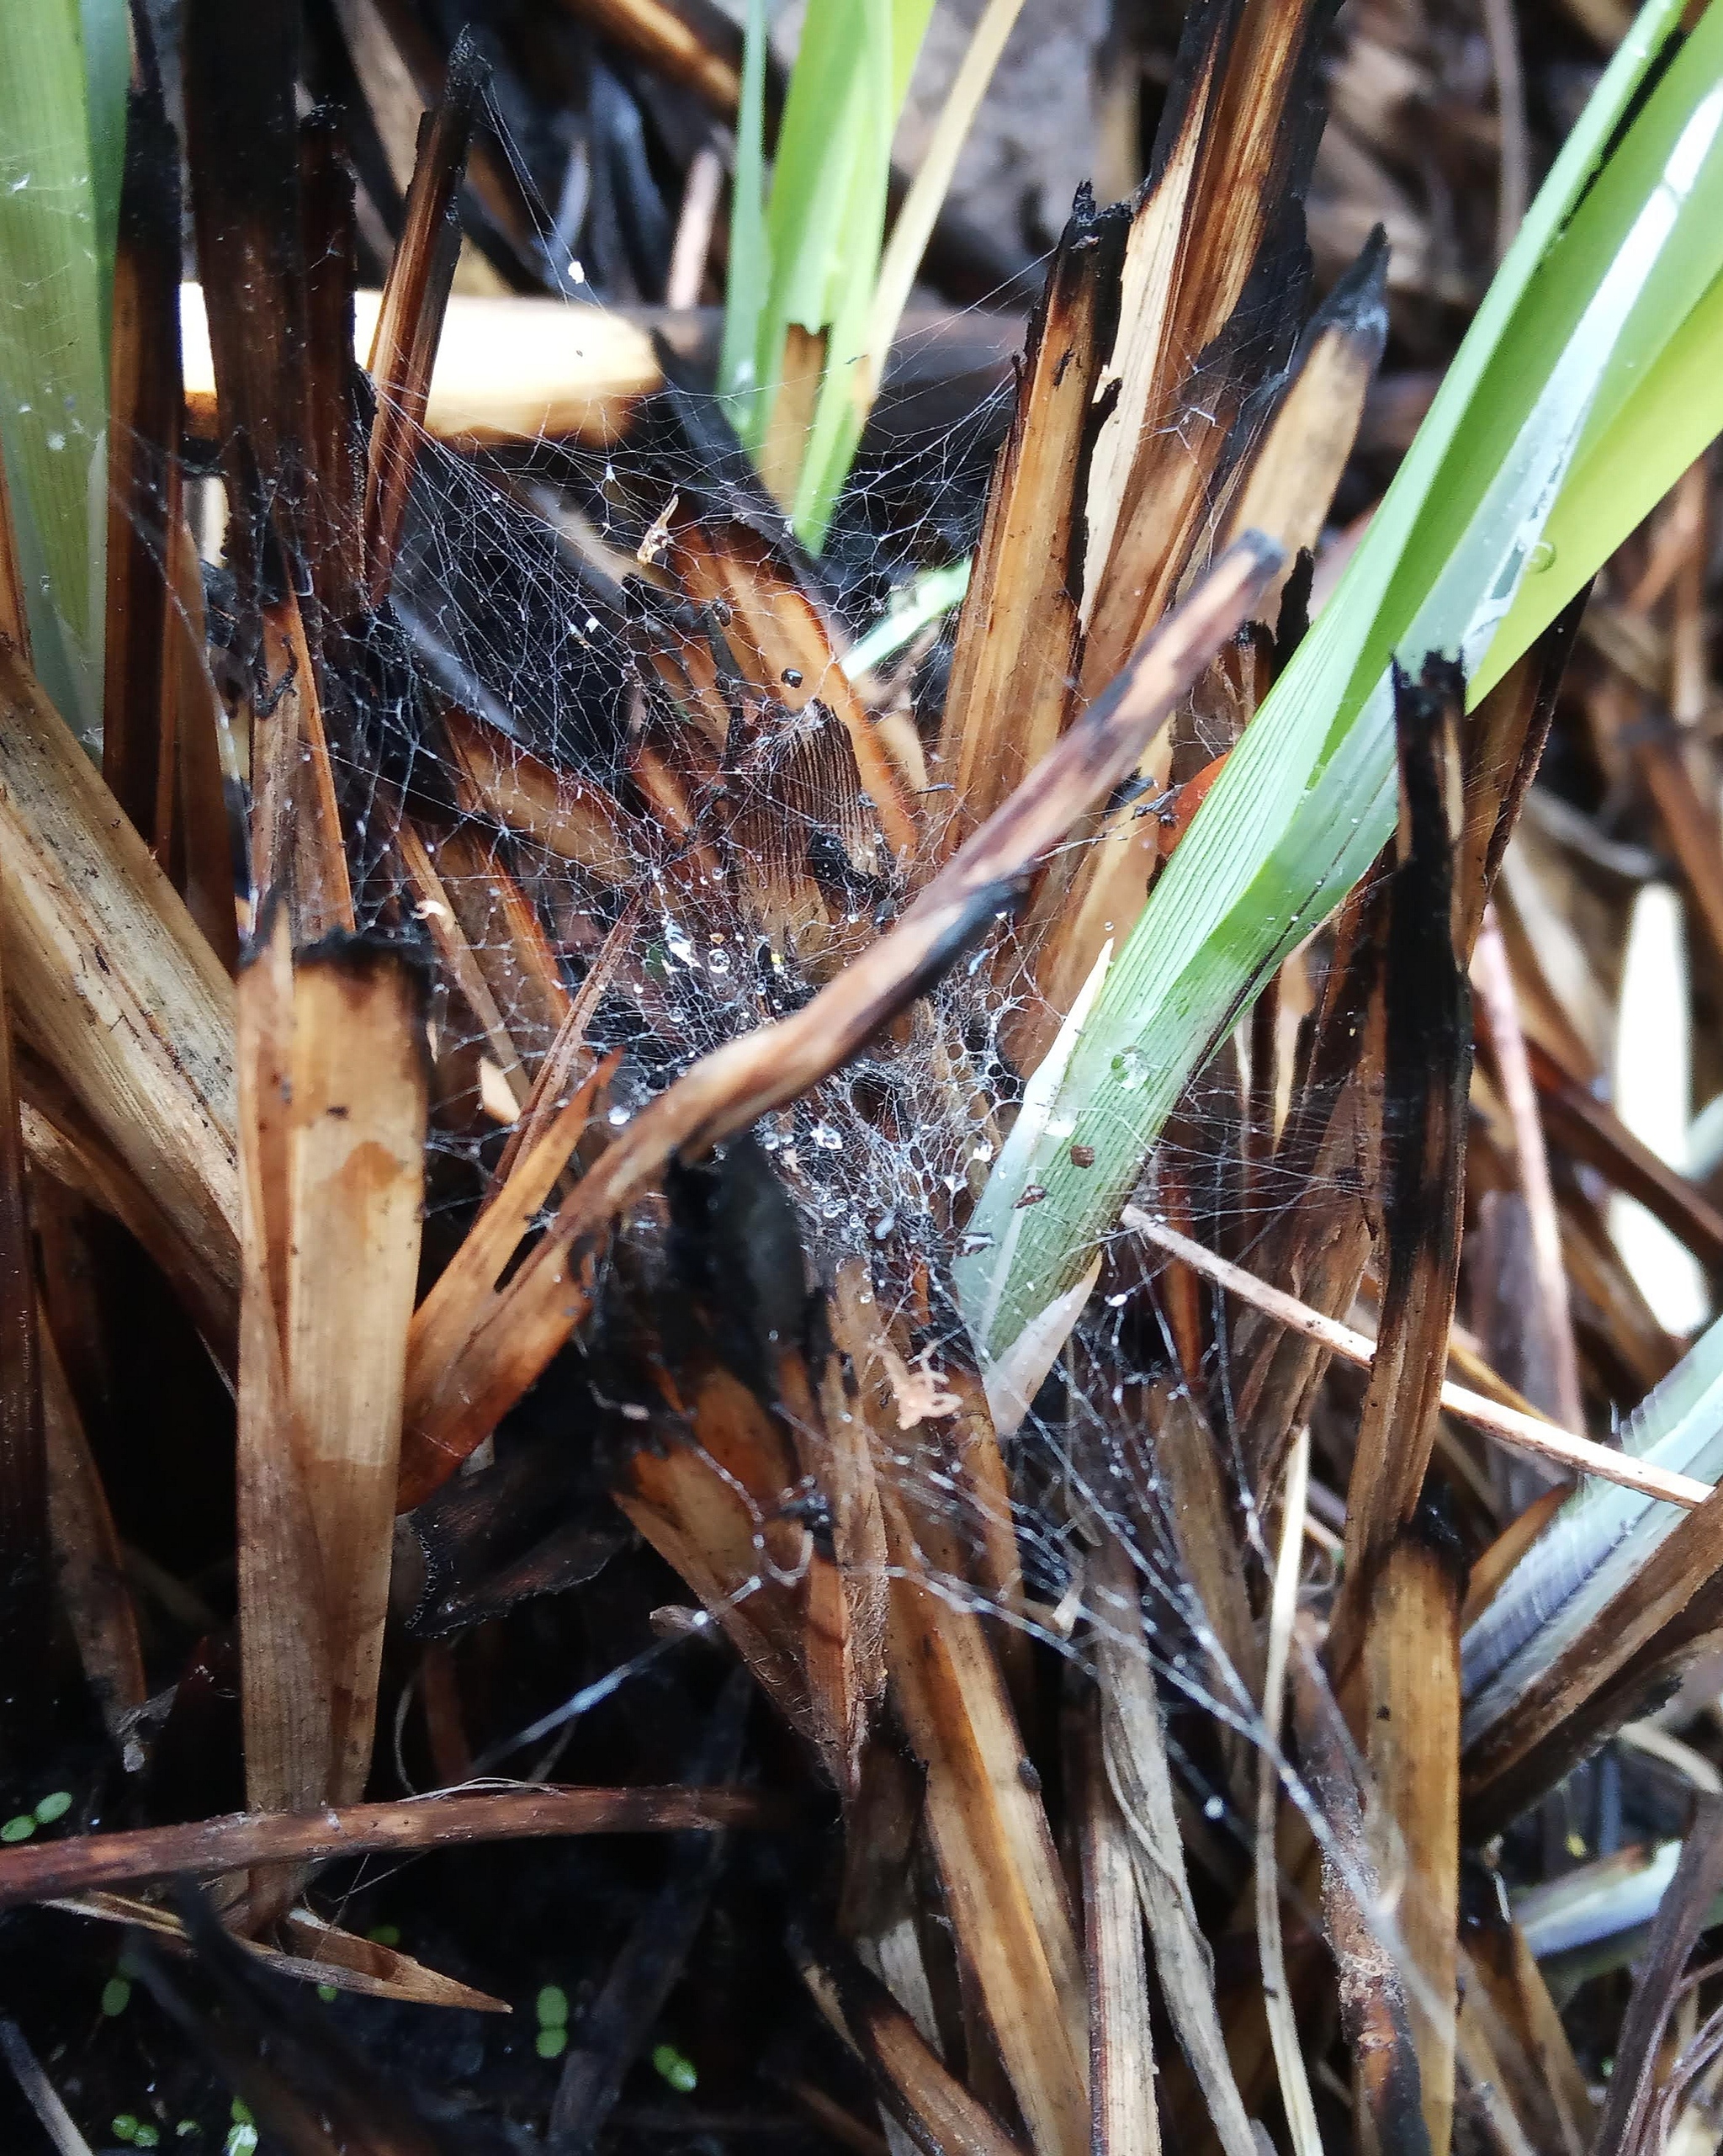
[70,49,1655,2134]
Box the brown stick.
[0,880,47,1746]
[363,34,485,603]
[1122,1210,1710,1510]
[0,1787,789,1909]
[1073,1682,1160,2156]
[1592,1794,1723,2156]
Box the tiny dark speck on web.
[326,1103,351,1118]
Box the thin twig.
[1473,906,1586,1435]
[0,2020,94,2156]
[665,142,724,310]
[1121,1208,1711,1511]
[1256,1426,1323,2156]
[0,1787,787,1910]
[1479,0,1529,260]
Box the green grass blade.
[719,0,934,544]
[715,0,770,436]
[80,0,126,347]
[0,0,125,744]
[963,0,1723,1368]
[776,0,936,550]
[740,0,876,459]
[842,555,972,677]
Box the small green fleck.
[134,2127,161,2149]
[535,1984,570,2029]
[365,1923,400,1947]
[230,2100,253,2126]
[316,1984,337,2003]
[651,2042,697,2093]
[113,2118,140,2144]
[102,1976,133,2016]
[1,1814,35,1842]
[32,1789,72,1823]
[177,2125,200,2138]
[224,2128,258,2156]
[535,2026,568,2060]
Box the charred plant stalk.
[236,914,428,1850]
[1331,662,1471,1683]
[0,901,47,1748]
[1290,1622,1431,2156]
[1366,1516,1465,2156]
[0,1787,782,1909]
[363,33,487,604]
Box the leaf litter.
[6,1,1723,2153]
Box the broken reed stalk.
[236,910,428,1858]
[1290,1621,1432,2156]
[0,641,240,1347]
[1471,907,1585,1435]
[1366,1516,1465,2156]
[1071,1678,1160,2156]
[40,1315,147,1744]
[1591,1793,1723,2156]
[876,1471,1088,2156]
[0,2017,91,2156]
[363,32,486,603]
[0,1787,787,1909]
[0,887,48,1750]
[797,1931,1030,2156]
[53,1889,512,2013]
[1121,1208,1711,1510]
[1089,1532,1256,2156]
[1332,667,1471,1674]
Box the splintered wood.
[236,911,427,1837]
